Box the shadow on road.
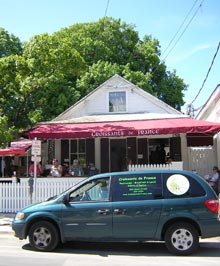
[22,240,220,257]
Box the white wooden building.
[23,75,220,177]
[196,84,220,170]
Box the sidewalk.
[0,213,14,234]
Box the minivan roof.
[88,170,196,179]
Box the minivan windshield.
[46,178,87,201]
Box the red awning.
[25,117,220,139]
[0,139,32,156]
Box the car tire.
[29,221,59,252]
[165,222,199,255]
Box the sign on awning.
[25,117,220,139]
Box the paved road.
[1,213,220,266]
[0,233,220,266]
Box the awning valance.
[0,139,32,156]
[25,117,220,139]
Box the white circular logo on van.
[166,174,190,195]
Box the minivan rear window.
[112,173,162,201]
[162,173,205,198]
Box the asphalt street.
[1,214,220,266]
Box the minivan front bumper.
[12,221,27,240]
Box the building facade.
[24,75,220,176]
[196,84,220,168]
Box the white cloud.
[166,43,212,64]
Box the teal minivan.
[12,170,220,255]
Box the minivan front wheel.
[29,221,59,251]
[165,222,199,255]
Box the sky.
[0,0,220,114]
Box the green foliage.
[76,60,123,96]
[0,28,22,57]
[0,17,187,143]
[57,18,140,66]
[0,114,14,148]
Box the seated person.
[69,159,84,176]
[87,163,98,176]
[99,180,109,200]
[166,157,173,164]
[204,166,219,194]
[29,161,42,177]
[50,159,63,177]
[62,163,70,176]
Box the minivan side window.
[162,173,205,198]
[112,173,162,201]
[69,177,110,202]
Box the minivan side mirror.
[61,194,70,206]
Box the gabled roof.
[53,74,183,122]
[196,84,220,121]
[23,76,220,140]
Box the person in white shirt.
[50,159,63,177]
[204,166,219,194]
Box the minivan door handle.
[97,209,110,215]
[114,208,126,215]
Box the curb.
[0,218,13,225]
[0,226,13,234]
[0,223,13,234]
[0,215,13,234]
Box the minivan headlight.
[15,212,25,221]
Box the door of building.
[110,139,126,172]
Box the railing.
[128,162,183,171]
[0,177,85,213]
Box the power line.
[101,0,110,30]
[104,0,110,17]
[150,0,204,79]
[190,41,220,105]
[162,0,204,61]
[162,0,199,57]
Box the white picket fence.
[0,178,85,213]
[0,164,185,213]
[128,161,183,171]
[187,146,215,177]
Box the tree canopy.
[0,18,187,146]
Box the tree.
[57,18,186,110]
[0,28,22,57]
[0,33,86,134]
[0,17,187,142]
[0,113,14,148]
[21,34,86,120]
[56,18,140,67]
[76,60,122,96]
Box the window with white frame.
[70,139,86,168]
[109,91,126,112]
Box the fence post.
[28,177,34,204]
[0,183,2,212]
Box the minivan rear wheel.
[29,221,59,252]
[165,222,199,255]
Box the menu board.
[116,175,159,200]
